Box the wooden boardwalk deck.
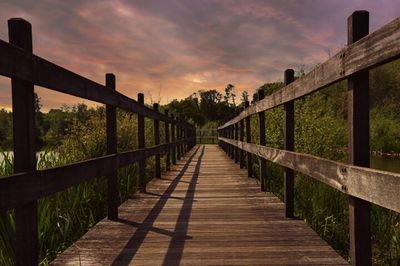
[52,145,348,265]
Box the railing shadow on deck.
[111,145,205,265]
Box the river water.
[371,155,400,173]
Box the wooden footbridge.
[0,10,400,266]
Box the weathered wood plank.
[51,145,347,266]
[218,17,400,129]
[219,137,400,213]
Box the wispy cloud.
[0,0,398,110]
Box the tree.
[224,84,236,107]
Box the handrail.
[219,137,400,213]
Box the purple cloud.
[0,0,398,111]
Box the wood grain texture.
[218,17,400,129]
[219,137,400,214]
[8,18,38,266]
[51,145,347,266]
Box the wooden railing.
[218,11,400,266]
[0,18,196,265]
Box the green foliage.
[0,109,12,150]
[167,87,241,127]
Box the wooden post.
[234,123,239,163]
[199,128,202,144]
[347,10,371,266]
[194,126,197,147]
[245,101,252,177]
[171,115,177,165]
[180,123,184,154]
[284,69,295,218]
[183,125,187,153]
[106,73,118,220]
[239,109,245,169]
[230,125,234,160]
[153,103,161,178]
[228,126,232,158]
[137,93,146,192]
[164,110,171,171]
[176,118,181,160]
[9,18,38,266]
[258,88,267,192]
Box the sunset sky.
[0,0,399,111]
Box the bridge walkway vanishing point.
[52,145,347,265]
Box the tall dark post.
[9,18,38,266]
[234,123,239,163]
[347,10,371,266]
[230,125,234,160]
[183,124,187,153]
[176,118,181,160]
[194,126,197,147]
[106,73,118,220]
[180,120,184,158]
[258,89,267,192]
[164,110,171,171]
[137,93,146,192]
[239,109,245,169]
[153,103,161,178]
[284,69,295,218]
[171,115,177,164]
[245,101,252,177]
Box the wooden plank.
[347,10,371,266]
[218,17,400,129]
[284,69,295,218]
[106,73,118,221]
[51,145,347,265]
[219,137,400,214]
[153,103,161,179]
[9,18,38,266]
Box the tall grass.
[0,109,161,265]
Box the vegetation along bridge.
[0,10,399,266]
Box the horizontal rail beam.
[219,17,400,129]
[219,137,400,213]
[0,39,193,128]
[0,138,194,211]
